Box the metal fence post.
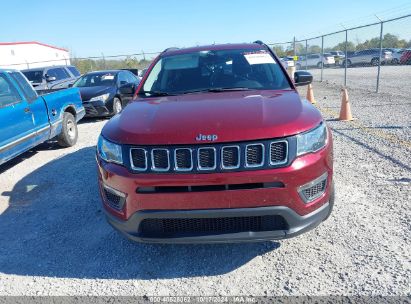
[305,40,308,70]
[293,37,296,56]
[344,30,348,88]
[376,20,384,93]
[321,35,324,82]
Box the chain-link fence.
[269,14,411,94]
[1,13,410,93]
[0,52,161,75]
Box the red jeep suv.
[96,42,334,243]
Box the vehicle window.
[73,72,116,87]
[47,68,69,81]
[67,66,81,77]
[125,72,138,84]
[117,72,128,85]
[141,48,290,96]
[10,72,38,102]
[22,70,43,84]
[0,74,22,107]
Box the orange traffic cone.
[339,87,353,121]
[306,84,316,104]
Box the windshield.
[140,48,291,96]
[73,72,116,87]
[22,70,43,84]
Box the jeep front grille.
[129,139,289,173]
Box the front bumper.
[83,100,112,117]
[105,201,332,243]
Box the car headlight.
[97,135,123,164]
[90,93,110,102]
[296,123,327,156]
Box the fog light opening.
[102,184,127,211]
[298,172,328,204]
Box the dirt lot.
[0,82,410,296]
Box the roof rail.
[162,47,179,53]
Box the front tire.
[342,59,351,67]
[371,58,379,66]
[112,97,122,115]
[58,112,78,147]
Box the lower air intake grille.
[103,187,125,210]
[302,179,326,200]
[298,173,328,203]
[139,215,288,238]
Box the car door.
[351,51,362,64]
[10,72,50,145]
[0,73,36,165]
[360,50,371,64]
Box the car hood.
[102,90,323,145]
[78,86,114,101]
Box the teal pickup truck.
[0,69,85,165]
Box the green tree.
[308,45,321,54]
[332,41,356,52]
[272,45,286,57]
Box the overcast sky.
[1,0,410,57]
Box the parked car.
[280,56,295,69]
[22,65,81,92]
[384,48,404,64]
[342,49,392,66]
[96,42,334,243]
[400,49,411,65]
[329,51,345,66]
[0,69,84,165]
[72,70,140,117]
[296,53,335,69]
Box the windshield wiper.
[138,90,176,97]
[181,87,252,94]
[207,87,252,92]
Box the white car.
[280,57,295,69]
[296,54,335,69]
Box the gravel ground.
[0,83,410,297]
[308,65,411,98]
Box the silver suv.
[343,49,392,67]
[22,65,81,91]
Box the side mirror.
[294,71,313,86]
[68,83,73,88]
[119,83,135,94]
[45,75,57,82]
